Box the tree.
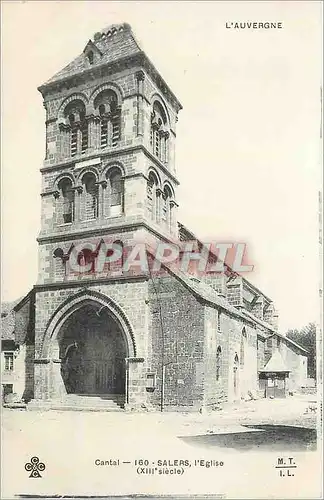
[286,322,317,378]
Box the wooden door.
[94,361,114,393]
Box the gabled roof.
[83,39,103,57]
[1,291,35,345]
[177,220,276,328]
[259,349,290,373]
[146,246,270,327]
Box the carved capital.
[58,122,71,132]
[91,114,102,123]
[135,70,145,82]
[95,180,108,189]
[62,253,70,263]
[99,113,109,121]
[84,113,96,122]
[53,190,60,199]
[156,188,163,197]
[73,185,83,194]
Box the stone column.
[135,70,145,137]
[57,123,68,161]
[73,185,83,222]
[156,188,163,225]
[50,359,67,399]
[34,359,51,400]
[87,117,96,152]
[170,200,178,235]
[164,131,170,166]
[124,357,146,410]
[96,180,107,219]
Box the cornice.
[33,273,149,292]
[36,219,178,246]
[40,144,180,186]
[38,53,142,96]
[38,52,182,113]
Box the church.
[1,23,308,411]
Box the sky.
[1,1,322,332]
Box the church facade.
[2,23,308,411]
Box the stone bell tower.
[37,22,183,286]
[32,23,183,408]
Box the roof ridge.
[146,245,253,322]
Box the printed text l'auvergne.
[225,21,283,30]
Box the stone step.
[50,404,124,412]
[27,395,125,412]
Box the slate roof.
[1,298,22,341]
[259,349,290,372]
[146,246,258,325]
[42,23,142,86]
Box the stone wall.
[279,339,308,390]
[33,280,149,405]
[147,274,205,410]
[203,306,225,408]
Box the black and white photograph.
[1,1,323,498]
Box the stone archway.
[37,290,137,404]
[58,303,128,396]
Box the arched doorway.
[57,303,128,397]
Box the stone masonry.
[4,23,309,411]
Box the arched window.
[216,346,222,382]
[106,168,124,216]
[94,90,121,148]
[81,173,99,220]
[147,172,159,222]
[162,185,173,231]
[240,327,247,366]
[150,101,169,163]
[64,100,88,157]
[58,178,75,224]
[233,353,239,396]
[87,51,94,64]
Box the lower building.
[1,265,308,411]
